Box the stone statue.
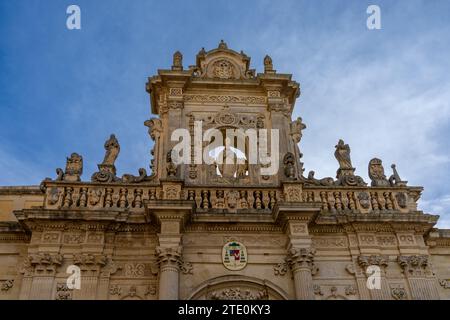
[102,134,120,166]
[166,151,178,177]
[291,117,306,143]
[389,164,408,186]
[121,168,147,183]
[144,118,162,140]
[283,153,296,179]
[334,139,353,170]
[264,55,273,73]
[306,171,334,186]
[172,51,183,71]
[368,158,389,187]
[64,153,83,182]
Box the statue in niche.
[368,158,389,187]
[283,153,296,179]
[334,139,353,170]
[291,117,306,144]
[166,151,178,177]
[102,134,120,166]
[172,51,183,71]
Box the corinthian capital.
[397,255,430,276]
[287,248,317,272]
[358,255,389,269]
[156,246,182,266]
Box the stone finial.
[389,164,408,186]
[368,158,389,187]
[218,40,228,49]
[172,51,183,71]
[264,55,274,73]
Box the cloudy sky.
[0,0,449,227]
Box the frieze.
[312,237,347,248]
[184,94,266,105]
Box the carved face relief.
[395,192,407,208]
[357,192,371,209]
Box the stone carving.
[438,279,450,289]
[210,288,268,300]
[88,188,102,206]
[313,284,324,296]
[274,260,289,276]
[1,279,14,292]
[184,94,266,104]
[121,168,147,183]
[291,117,306,144]
[334,139,366,187]
[25,253,63,275]
[357,192,371,209]
[124,263,145,278]
[47,187,62,205]
[390,285,407,300]
[284,185,302,202]
[109,284,122,296]
[56,153,83,182]
[73,254,107,273]
[55,284,72,300]
[368,158,389,187]
[287,248,318,273]
[172,51,183,71]
[398,255,430,276]
[144,118,162,140]
[345,285,357,296]
[91,134,120,183]
[212,59,235,79]
[395,192,408,208]
[358,255,389,269]
[155,246,191,272]
[264,55,274,73]
[166,151,178,177]
[306,171,334,186]
[283,153,296,179]
[389,164,408,186]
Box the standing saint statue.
[334,139,353,170]
[102,134,120,166]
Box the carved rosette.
[397,255,430,277]
[287,248,318,273]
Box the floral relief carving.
[209,288,268,300]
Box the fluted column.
[24,253,63,300]
[71,254,109,300]
[357,255,391,300]
[398,255,439,300]
[287,248,317,300]
[156,246,182,300]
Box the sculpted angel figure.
[102,134,120,166]
[334,139,353,170]
[291,117,306,143]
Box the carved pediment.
[194,40,255,80]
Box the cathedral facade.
[0,41,449,300]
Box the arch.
[187,275,290,300]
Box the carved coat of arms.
[222,241,247,271]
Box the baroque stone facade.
[0,41,449,300]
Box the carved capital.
[22,253,63,276]
[73,254,107,274]
[357,255,389,270]
[155,246,192,274]
[397,255,430,276]
[287,248,317,273]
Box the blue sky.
[0,0,449,227]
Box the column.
[357,255,391,300]
[26,253,63,300]
[156,246,182,300]
[287,248,316,300]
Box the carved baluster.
[269,190,276,209]
[384,192,393,210]
[195,190,202,209]
[334,191,343,212]
[134,189,143,208]
[210,190,218,209]
[255,191,262,209]
[149,189,156,200]
[79,187,88,207]
[341,191,349,210]
[307,191,314,202]
[63,187,73,207]
[104,188,113,207]
[239,190,248,209]
[247,190,255,209]
[328,192,336,214]
[187,190,195,201]
[262,191,270,209]
[118,188,127,208]
[320,191,328,212]
[370,192,380,212]
[201,190,209,209]
[347,191,356,212]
